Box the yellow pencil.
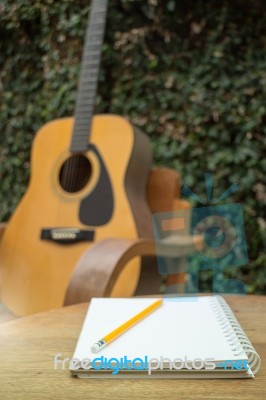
[91,299,163,353]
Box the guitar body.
[0,115,152,316]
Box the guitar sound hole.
[59,154,92,193]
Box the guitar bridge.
[41,228,94,244]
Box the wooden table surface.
[0,295,265,400]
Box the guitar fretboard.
[71,0,108,153]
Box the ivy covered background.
[0,0,265,293]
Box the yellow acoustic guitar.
[0,0,152,316]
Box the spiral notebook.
[70,296,261,379]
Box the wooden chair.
[64,167,203,305]
[0,167,203,320]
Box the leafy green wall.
[0,0,265,292]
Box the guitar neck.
[71,0,108,153]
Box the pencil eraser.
[91,343,100,353]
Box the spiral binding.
[209,296,261,375]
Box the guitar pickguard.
[79,144,114,226]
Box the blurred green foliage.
[0,0,265,293]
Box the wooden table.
[0,295,265,400]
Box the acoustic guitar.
[0,0,153,316]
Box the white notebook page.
[72,296,248,363]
